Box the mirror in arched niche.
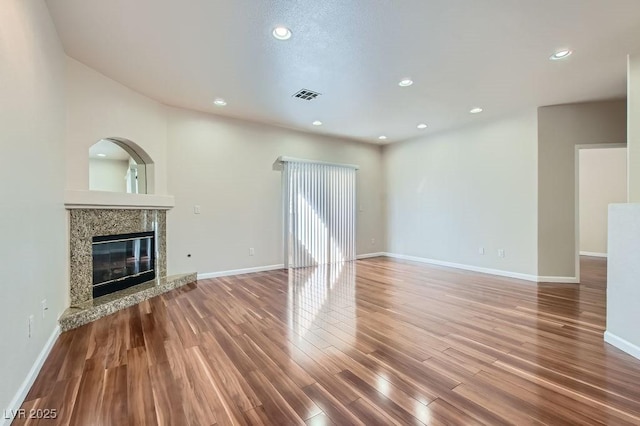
[88,138,154,194]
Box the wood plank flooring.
[14,256,640,425]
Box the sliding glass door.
[279,158,357,268]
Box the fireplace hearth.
[92,231,156,298]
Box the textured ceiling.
[47,0,640,143]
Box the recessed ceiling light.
[378,135,387,140]
[417,123,427,129]
[398,79,414,87]
[272,26,292,40]
[312,120,323,126]
[97,153,107,157]
[213,98,227,106]
[470,107,483,114]
[550,49,572,60]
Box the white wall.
[383,111,538,276]
[65,58,168,194]
[166,107,385,275]
[606,53,640,360]
[89,158,129,192]
[607,203,640,358]
[579,148,627,255]
[628,54,640,202]
[0,0,67,416]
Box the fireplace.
[92,231,156,298]
[61,208,199,332]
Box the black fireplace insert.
[92,231,156,298]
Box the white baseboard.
[197,254,579,284]
[198,255,388,279]
[536,276,580,283]
[383,252,579,284]
[3,326,60,426]
[197,264,284,280]
[580,251,607,258]
[356,252,386,259]
[604,331,640,360]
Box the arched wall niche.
[88,137,156,194]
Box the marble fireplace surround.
[69,208,167,305]
[60,191,196,331]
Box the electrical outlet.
[498,249,505,258]
[194,205,201,214]
[371,238,375,245]
[41,299,48,319]
[479,247,485,255]
[28,315,34,338]
[249,247,255,256]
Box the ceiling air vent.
[292,89,321,101]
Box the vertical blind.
[279,158,358,268]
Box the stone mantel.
[65,190,175,210]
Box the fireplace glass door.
[92,231,156,298]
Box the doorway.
[575,144,627,279]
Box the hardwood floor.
[15,256,640,425]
